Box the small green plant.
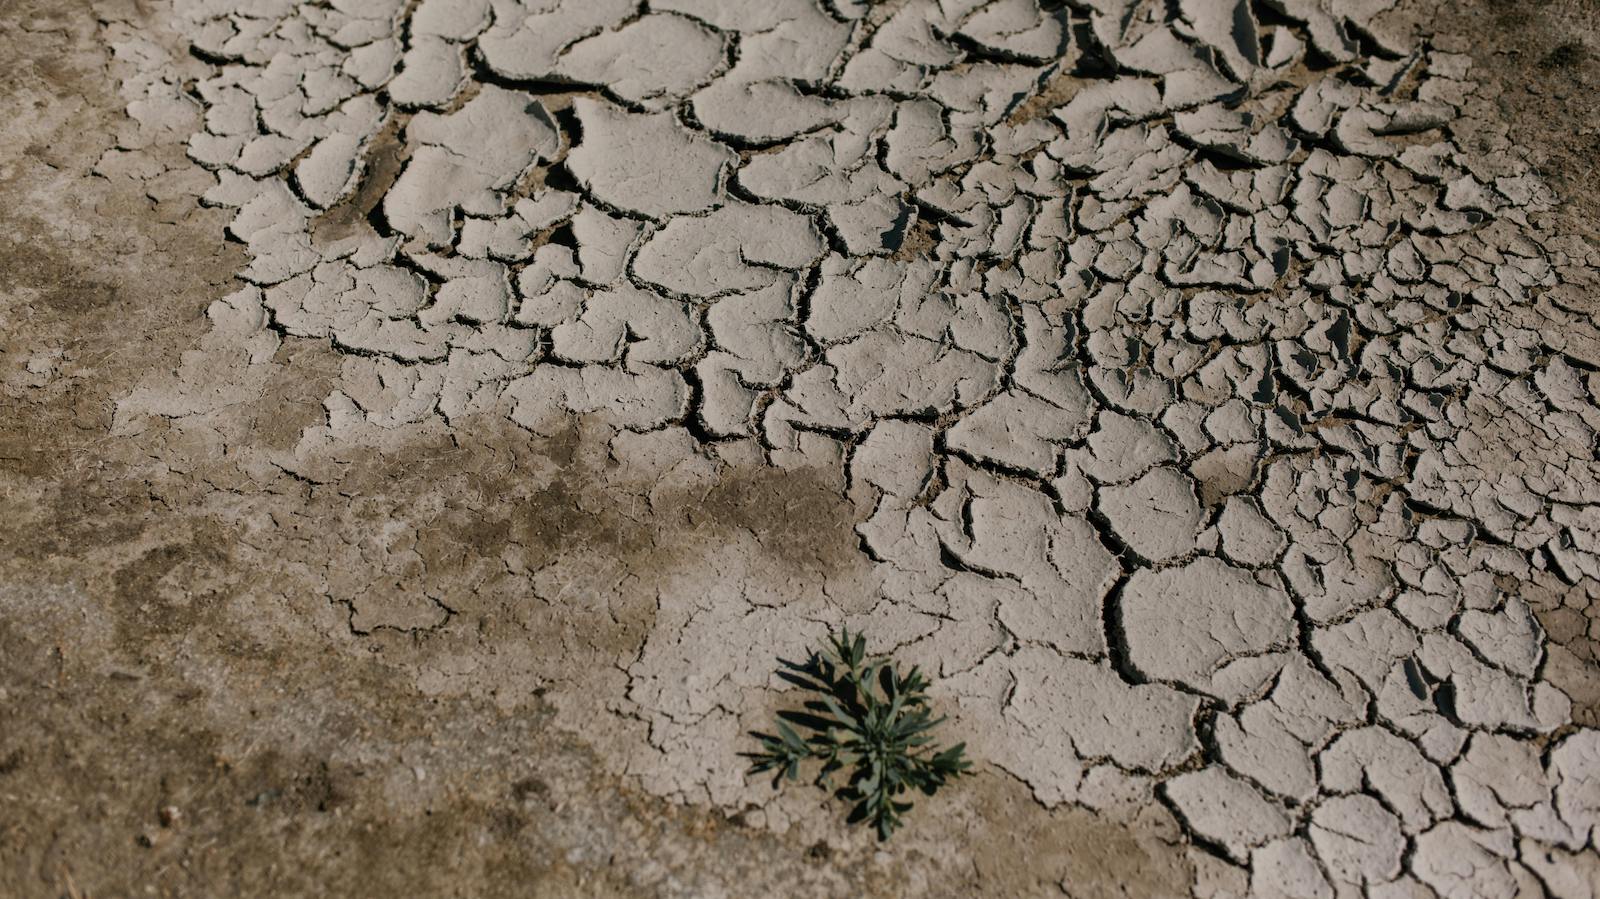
[746,629,973,841]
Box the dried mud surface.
[0,0,1597,897]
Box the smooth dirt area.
[1,0,1597,897]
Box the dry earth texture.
[3,0,1600,896]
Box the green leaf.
[777,719,806,751]
[748,628,972,842]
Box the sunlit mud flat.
[3,0,1599,895]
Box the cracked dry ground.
[4,0,1600,897]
